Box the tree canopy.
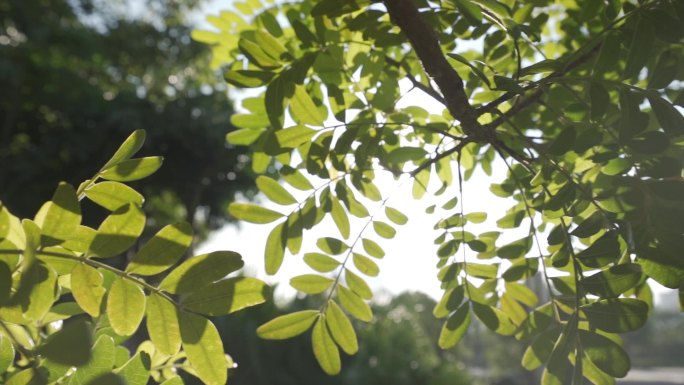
[193,0,684,383]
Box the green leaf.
[452,0,483,25]
[0,260,12,305]
[126,222,193,276]
[275,125,318,148]
[542,314,578,385]
[224,69,274,88]
[337,285,372,322]
[623,17,654,80]
[257,310,319,340]
[10,261,57,321]
[582,299,648,333]
[255,29,288,60]
[264,221,286,275]
[386,147,427,163]
[352,253,379,277]
[330,198,350,239]
[83,374,126,385]
[385,207,408,225]
[100,157,163,182]
[311,317,341,375]
[89,204,145,258]
[471,302,516,335]
[578,330,630,378]
[648,93,684,135]
[464,263,498,279]
[581,263,642,298]
[256,176,297,205]
[522,327,562,370]
[638,248,684,288]
[160,377,184,385]
[228,203,283,224]
[159,251,244,294]
[0,334,14,375]
[316,237,348,255]
[62,225,97,253]
[107,278,146,336]
[68,335,115,385]
[304,253,341,273]
[40,182,81,244]
[372,221,396,239]
[570,211,604,238]
[6,368,47,385]
[325,300,358,354]
[290,84,326,126]
[85,182,144,211]
[71,263,106,317]
[102,130,146,170]
[290,274,334,294]
[575,232,620,268]
[182,277,268,316]
[115,352,150,385]
[362,238,385,258]
[345,269,372,300]
[438,303,471,348]
[281,166,314,190]
[40,318,92,367]
[179,312,227,385]
[238,38,281,69]
[146,293,181,356]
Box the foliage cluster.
[0,130,267,385]
[193,0,684,383]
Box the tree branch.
[383,0,480,133]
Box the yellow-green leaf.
[304,253,340,273]
[257,310,319,340]
[330,198,350,239]
[325,300,358,355]
[352,253,379,277]
[337,286,372,322]
[311,317,341,375]
[85,182,144,211]
[438,303,471,348]
[264,221,286,275]
[256,176,297,205]
[159,251,244,294]
[40,182,81,245]
[102,129,146,170]
[68,335,116,385]
[71,263,106,317]
[385,207,408,225]
[146,293,181,356]
[107,278,146,336]
[115,352,150,385]
[290,84,325,126]
[228,203,283,224]
[182,277,268,316]
[290,274,333,294]
[126,222,193,276]
[100,157,163,182]
[179,312,227,385]
[89,204,145,258]
[345,269,372,299]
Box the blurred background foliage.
[0,0,255,239]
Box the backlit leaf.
[290,274,334,294]
[304,253,341,273]
[127,222,193,276]
[89,204,145,258]
[146,293,181,356]
[579,330,630,378]
[182,277,268,316]
[107,278,145,336]
[257,310,319,339]
[337,285,372,322]
[100,157,163,182]
[582,299,648,333]
[312,317,341,375]
[325,300,358,354]
[71,263,106,317]
[352,253,379,277]
[40,182,81,244]
[290,84,325,126]
[438,303,471,348]
[256,176,297,205]
[159,251,244,294]
[102,129,146,170]
[228,203,283,224]
[179,312,227,385]
[85,182,144,211]
[345,269,372,300]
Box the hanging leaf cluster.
[0,130,268,385]
[196,0,684,383]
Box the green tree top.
[195,0,684,383]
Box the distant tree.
[195,0,684,384]
[0,0,254,237]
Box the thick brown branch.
[383,0,480,133]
